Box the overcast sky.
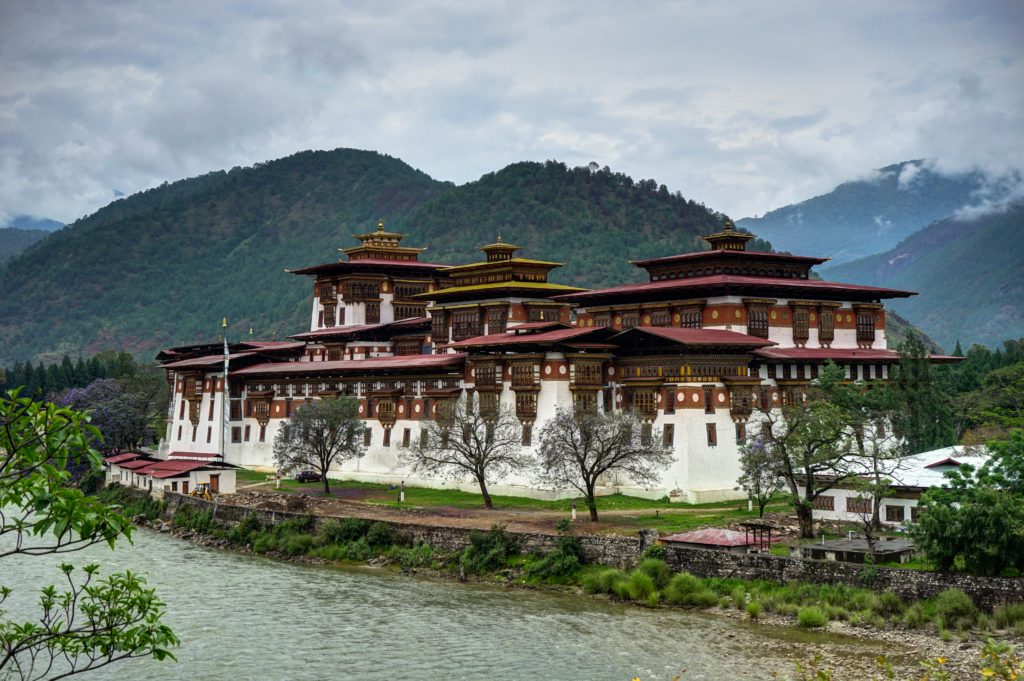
[1,0,1022,225]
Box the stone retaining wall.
[160,492,1023,608]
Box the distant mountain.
[0,151,741,365]
[2,215,64,232]
[737,161,996,265]
[823,203,1024,351]
[0,227,49,265]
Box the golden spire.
[222,316,228,328]
[377,219,385,232]
[723,218,735,232]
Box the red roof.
[290,258,449,275]
[231,353,466,376]
[614,326,776,347]
[445,327,605,349]
[508,321,570,331]
[168,451,221,460]
[661,528,763,547]
[754,347,901,362]
[138,460,210,478]
[104,451,146,464]
[117,458,159,470]
[631,249,828,267]
[290,324,386,340]
[162,351,256,369]
[555,274,916,303]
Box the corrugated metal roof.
[162,352,256,369]
[631,250,829,267]
[446,327,603,348]
[614,326,777,347]
[104,451,146,464]
[661,528,759,547]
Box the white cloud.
[0,0,1022,223]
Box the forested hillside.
[824,204,1024,351]
[399,161,762,288]
[0,149,450,364]
[737,161,992,264]
[0,227,49,264]
[0,151,747,365]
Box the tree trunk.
[586,480,599,522]
[796,502,815,539]
[478,478,494,509]
[322,469,331,496]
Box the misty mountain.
[737,161,1003,265]
[2,215,64,232]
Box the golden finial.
[496,234,503,242]
[222,316,228,328]
[248,327,254,337]
[723,218,734,232]
[377,219,385,231]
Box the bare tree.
[536,408,674,522]
[748,364,863,538]
[736,436,785,517]
[273,397,366,495]
[401,398,529,509]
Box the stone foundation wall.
[160,492,1023,608]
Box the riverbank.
[111,496,1009,679]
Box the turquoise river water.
[2,529,910,680]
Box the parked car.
[295,470,321,483]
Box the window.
[208,397,216,420]
[792,307,809,344]
[679,307,702,329]
[179,400,186,419]
[911,505,920,522]
[171,481,178,492]
[662,423,674,447]
[205,427,211,443]
[856,311,876,343]
[244,425,251,441]
[191,427,197,442]
[650,309,671,327]
[573,362,602,386]
[630,390,657,418]
[479,392,499,418]
[259,425,266,443]
[703,386,715,414]
[230,401,242,420]
[571,391,596,415]
[706,423,717,447]
[363,428,372,446]
[735,422,746,443]
[402,428,411,448]
[452,309,483,340]
[846,497,871,514]
[885,505,905,523]
[431,312,448,342]
[366,301,381,324]
[747,306,769,338]
[486,307,508,334]
[475,363,498,387]
[522,424,532,446]
[641,423,653,446]
[812,495,835,511]
[383,428,391,447]
[819,308,835,345]
[516,392,538,419]
[664,389,675,414]
[394,304,426,321]
[620,310,640,328]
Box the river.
[2,530,908,680]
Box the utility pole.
[221,317,230,461]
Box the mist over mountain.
[737,161,1015,265]
[824,203,1024,351]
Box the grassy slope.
[0,227,49,265]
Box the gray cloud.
[0,0,1021,224]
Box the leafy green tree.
[892,331,955,452]
[536,409,673,522]
[910,431,1024,575]
[0,390,178,677]
[400,399,529,509]
[736,438,784,518]
[273,397,367,495]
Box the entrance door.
[182,481,189,495]
[209,474,220,494]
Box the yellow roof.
[443,257,563,272]
[419,281,587,297]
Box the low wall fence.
[151,491,1022,609]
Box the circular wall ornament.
[691,393,700,403]
[809,313,816,322]
[358,405,364,414]
[544,365,552,375]
[558,365,567,375]
[398,405,404,414]
[770,310,777,320]
[718,393,726,403]
[772,393,779,402]
[673,313,681,323]
[711,310,719,320]
[608,367,615,376]
[657,393,663,403]
[677,391,685,403]
[846,314,853,323]
[414,404,421,414]
[734,310,741,319]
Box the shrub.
[344,537,374,561]
[638,559,672,590]
[746,601,762,620]
[871,591,906,618]
[273,515,315,536]
[994,604,1024,629]
[229,512,263,544]
[797,606,829,628]
[583,568,626,595]
[461,525,520,574]
[730,585,748,611]
[663,574,718,609]
[626,571,658,603]
[366,522,396,548]
[664,573,702,598]
[281,533,316,556]
[934,589,978,630]
[823,605,849,621]
[525,537,582,582]
[252,534,274,554]
[640,544,667,562]
[904,603,931,629]
[321,518,370,544]
[390,542,434,569]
